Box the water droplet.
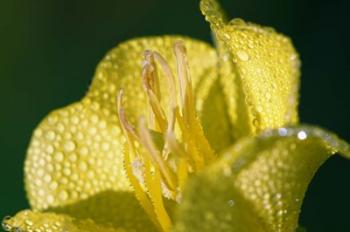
[275,193,282,199]
[69,153,77,162]
[47,195,55,204]
[2,216,11,231]
[64,140,76,152]
[278,128,288,136]
[46,145,54,154]
[54,152,64,162]
[236,50,250,61]
[44,174,52,183]
[277,210,284,216]
[222,54,229,62]
[297,131,307,140]
[59,190,68,201]
[63,168,72,176]
[90,114,99,123]
[79,161,88,171]
[79,147,89,156]
[228,18,246,26]
[227,199,235,207]
[50,181,58,190]
[45,131,56,141]
[71,115,80,124]
[205,212,215,220]
[25,219,33,226]
[34,129,43,137]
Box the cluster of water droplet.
[217,18,301,139]
[173,124,350,232]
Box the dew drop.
[71,116,80,124]
[275,193,282,199]
[90,114,99,123]
[227,199,235,207]
[205,212,215,220]
[63,168,72,176]
[79,161,88,171]
[59,190,68,201]
[64,140,76,152]
[46,145,54,154]
[44,174,52,183]
[297,131,307,140]
[25,219,33,226]
[278,128,288,136]
[2,216,11,231]
[47,195,55,204]
[79,147,89,156]
[69,153,78,162]
[229,18,246,26]
[45,131,56,141]
[54,152,64,162]
[236,50,250,61]
[50,181,58,190]
[34,129,43,137]
[277,210,284,216]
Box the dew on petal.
[64,140,76,152]
[236,50,250,61]
[297,131,307,140]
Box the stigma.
[117,41,216,232]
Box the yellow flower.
[3,0,350,232]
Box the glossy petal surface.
[201,0,300,139]
[174,125,350,232]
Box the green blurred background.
[0,0,349,231]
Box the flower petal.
[173,125,350,232]
[201,0,300,139]
[24,36,231,226]
[3,191,157,232]
[2,192,158,232]
[25,101,130,210]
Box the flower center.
[117,41,217,232]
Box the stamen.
[117,41,218,232]
[117,91,162,231]
[174,41,189,110]
[143,159,172,232]
[142,52,167,132]
[153,52,177,111]
[174,41,216,163]
[138,117,177,191]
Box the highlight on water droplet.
[297,131,307,140]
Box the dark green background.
[1,0,349,231]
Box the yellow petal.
[25,101,130,210]
[3,191,157,232]
[201,0,300,139]
[25,36,232,211]
[173,125,350,232]
[2,191,156,232]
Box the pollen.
[117,41,217,232]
